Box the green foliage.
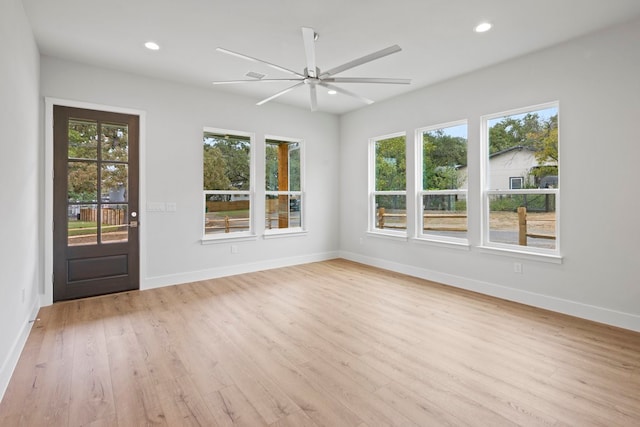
[67,121,98,202]
[265,145,278,191]
[375,136,406,191]
[423,129,467,190]
[265,141,301,191]
[489,194,555,212]
[203,134,250,191]
[489,111,559,186]
[376,195,406,210]
[67,120,129,202]
[203,145,231,190]
[489,113,546,154]
[489,112,558,160]
[531,115,558,181]
[289,146,301,191]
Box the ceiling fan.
[213,27,411,111]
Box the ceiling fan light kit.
[213,27,411,111]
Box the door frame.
[43,98,147,306]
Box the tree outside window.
[370,133,406,235]
[203,130,252,237]
[265,138,303,232]
[483,104,559,252]
[418,122,468,242]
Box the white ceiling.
[22,0,640,114]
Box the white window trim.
[202,127,255,242]
[368,131,407,237]
[415,120,469,246]
[480,102,561,258]
[264,135,306,237]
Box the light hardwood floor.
[1,259,639,426]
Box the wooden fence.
[79,208,126,225]
[204,216,249,233]
[205,199,294,233]
[206,200,250,212]
[517,206,556,246]
[377,207,556,246]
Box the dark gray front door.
[53,106,139,301]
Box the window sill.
[411,237,471,251]
[477,245,563,264]
[263,229,308,239]
[366,230,408,242]
[201,234,258,245]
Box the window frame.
[480,102,560,257]
[509,176,524,190]
[415,120,469,246]
[202,127,255,242]
[264,135,305,237]
[368,131,407,238]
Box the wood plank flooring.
[1,259,639,426]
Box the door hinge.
[52,273,54,283]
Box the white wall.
[40,56,340,296]
[0,0,41,400]
[339,18,640,331]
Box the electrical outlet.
[513,262,523,274]
[231,245,238,254]
[21,288,25,303]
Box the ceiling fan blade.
[319,82,374,105]
[320,45,402,78]
[301,27,317,78]
[216,47,304,78]
[309,84,318,111]
[256,81,306,106]
[213,78,303,85]
[323,77,411,85]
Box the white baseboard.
[339,250,640,333]
[143,251,340,290]
[0,298,40,402]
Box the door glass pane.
[68,161,97,203]
[102,164,128,202]
[68,204,98,246]
[101,204,128,244]
[68,119,98,160]
[101,123,128,162]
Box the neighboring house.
[458,146,555,190]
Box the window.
[203,129,253,238]
[369,133,406,236]
[265,137,304,233]
[482,103,559,254]
[417,121,468,243]
[509,177,524,189]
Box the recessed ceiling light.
[474,22,492,33]
[327,89,337,95]
[144,41,160,50]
